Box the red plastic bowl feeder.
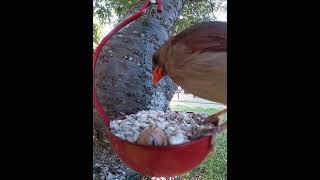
[93,0,227,177]
[105,115,225,177]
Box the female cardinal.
[152,21,227,138]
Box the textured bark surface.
[95,0,185,119]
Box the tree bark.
[94,0,185,119]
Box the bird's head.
[152,50,167,86]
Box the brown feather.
[154,21,227,104]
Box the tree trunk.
[94,0,185,119]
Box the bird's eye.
[152,55,158,70]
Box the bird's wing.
[170,21,227,53]
[169,51,227,104]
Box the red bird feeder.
[93,0,227,177]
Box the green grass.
[170,104,227,180]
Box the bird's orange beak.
[153,67,165,86]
